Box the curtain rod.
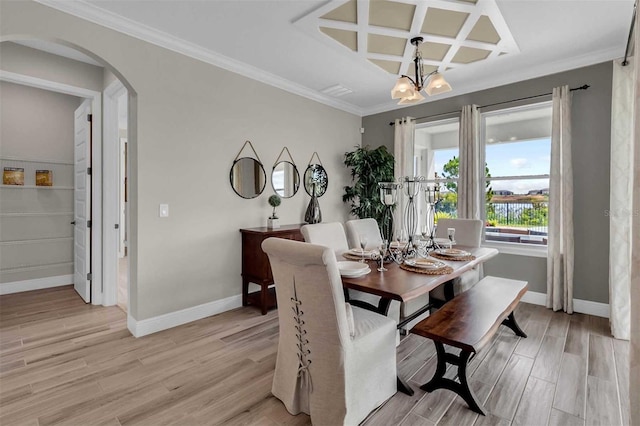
[388,84,590,126]
[622,0,637,66]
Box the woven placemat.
[400,263,454,275]
[430,252,476,262]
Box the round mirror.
[304,164,328,197]
[271,161,300,198]
[229,157,266,199]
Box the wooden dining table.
[341,246,499,313]
[340,246,499,395]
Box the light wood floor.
[0,286,629,426]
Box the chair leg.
[420,342,487,415]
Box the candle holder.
[379,182,401,242]
[422,180,442,252]
[402,176,424,249]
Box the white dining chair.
[346,219,430,336]
[300,222,349,258]
[302,221,402,341]
[345,218,383,250]
[262,237,397,425]
[431,218,484,304]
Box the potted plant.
[267,194,281,228]
[343,145,395,227]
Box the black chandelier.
[391,36,452,105]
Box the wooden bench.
[411,276,528,415]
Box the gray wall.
[1,1,360,320]
[0,81,82,285]
[362,62,613,304]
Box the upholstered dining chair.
[345,219,429,334]
[345,218,383,250]
[262,238,397,425]
[300,222,349,258]
[431,218,484,305]
[302,222,401,338]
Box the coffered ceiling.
[296,0,517,78]
[33,0,635,116]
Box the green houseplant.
[343,145,395,226]
[268,194,281,219]
[267,194,281,229]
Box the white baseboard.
[127,294,243,337]
[0,274,73,295]
[521,290,610,318]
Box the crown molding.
[34,0,364,116]
[362,45,622,116]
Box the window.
[482,102,552,247]
[414,118,459,230]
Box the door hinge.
[115,224,119,229]
[87,114,93,122]
[87,220,92,228]
[87,273,92,281]
[87,167,92,175]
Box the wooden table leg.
[242,277,249,306]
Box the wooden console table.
[240,224,304,314]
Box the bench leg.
[420,342,487,416]
[502,311,527,338]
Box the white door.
[119,138,127,257]
[73,99,92,302]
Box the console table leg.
[260,285,268,315]
[242,278,249,306]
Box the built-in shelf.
[0,261,74,273]
[1,185,74,190]
[0,212,73,217]
[0,156,73,166]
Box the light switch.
[159,204,169,218]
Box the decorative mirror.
[304,152,328,197]
[271,147,300,198]
[230,140,266,199]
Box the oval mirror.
[229,157,266,199]
[271,161,300,198]
[304,164,328,197]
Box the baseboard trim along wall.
[0,274,73,295]
[127,294,243,337]
[521,290,610,318]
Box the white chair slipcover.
[345,219,430,334]
[431,218,484,300]
[345,218,383,250]
[302,222,401,338]
[300,222,349,258]
[262,238,397,425]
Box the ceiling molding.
[362,44,622,116]
[34,0,365,116]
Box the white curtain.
[458,105,482,219]
[629,8,640,426]
[609,58,634,340]
[547,86,574,313]
[393,117,415,235]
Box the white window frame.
[480,101,552,258]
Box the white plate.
[434,248,470,257]
[405,258,446,270]
[348,248,376,258]
[337,261,369,273]
[341,267,371,278]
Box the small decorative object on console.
[267,194,281,228]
